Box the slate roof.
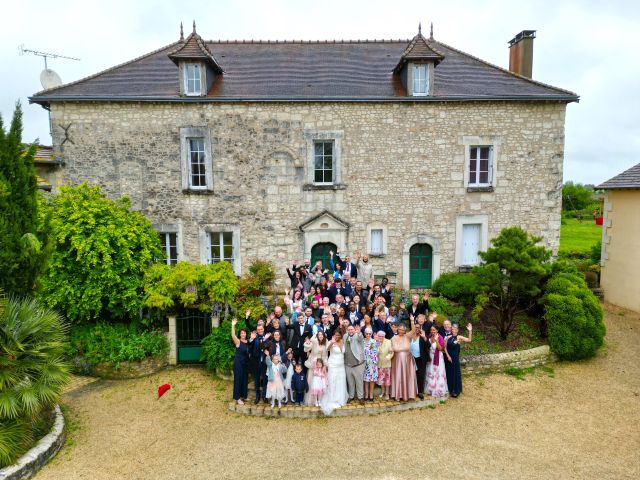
[393,32,444,72]
[30,35,578,104]
[597,163,640,189]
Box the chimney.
[508,30,536,78]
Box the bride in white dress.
[320,331,349,415]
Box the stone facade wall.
[49,101,566,287]
[460,345,557,374]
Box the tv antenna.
[19,45,80,89]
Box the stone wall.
[49,101,566,287]
[460,345,557,374]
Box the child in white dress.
[310,358,328,407]
[265,351,287,408]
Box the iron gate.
[176,310,212,364]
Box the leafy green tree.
[473,227,552,339]
[39,184,161,323]
[0,103,49,296]
[562,182,593,212]
[0,295,70,467]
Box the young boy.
[290,364,308,406]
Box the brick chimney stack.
[508,30,536,78]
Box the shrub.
[238,259,276,297]
[589,240,602,265]
[201,319,247,373]
[428,296,465,320]
[0,296,70,467]
[431,272,480,306]
[543,267,606,360]
[39,184,162,323]
[67,323,169,369]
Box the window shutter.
[462,224,481,265]
[371,229,383,254]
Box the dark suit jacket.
[342,261,358,279]
[286,322,313,354]
[407,299,430,319]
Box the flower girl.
[309,358,328,407]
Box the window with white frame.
[469,146,493,186]
[188,138,207,188]
[184,63,202,95]
[412,64,428,96]
[313,141,334,184]
[159,232,179,265]
[209,231,234,265]
[370,229,383,255]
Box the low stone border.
[228,396,444,418]
[90,356,168,380]
[461,345,557,374]
[0,405,65,480]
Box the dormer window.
[185,64,202,95]
[412,64,429,96]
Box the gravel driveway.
[37,303,640,480]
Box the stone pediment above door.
[299,210,349,261]
[299,210,350,233]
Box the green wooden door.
[176,310,212,364]
[409,243,433,289]
[311,242,337,272]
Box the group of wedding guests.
[229,252,473,414]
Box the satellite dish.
[40,69,62,90]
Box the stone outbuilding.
[30,23,578,289]
[597,163,640,312]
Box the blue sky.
[1,0,638,185]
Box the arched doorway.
[311,242,337,271]
[409,243,433,288]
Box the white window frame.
[180,127,213,191]
[412,63,429,96]
[468,145,493,187]
[366,223,388,256]
[199,224,241,275]
[304,130,343,186]
[184,63,202,96]
[154,223,183,265]
[455,215,489,267]
[313,140,334,185]
[461,136,501,190]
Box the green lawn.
[560,217,602,254]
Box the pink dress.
[310,365,327,396]
[426,335,448,398]
[390,335,417,401]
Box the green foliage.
[543,267,606,360]
[473,227,552,340]
[560,217,602,255]
[431,272,480,306]
[427,296,465,320]
[589,240,602,265]
[238,259,276,297]
[143,261,239,314]
[39,184,162,323]
[66,323,168,368]
[0,103,50,296]
[201,319,247,373]
[0,296,70,467]
[562,182,594,211]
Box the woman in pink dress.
[390,322,418,401]
[426,325,448,398]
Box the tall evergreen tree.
[0,103,48,295]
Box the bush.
[543,267,606,360]
[428,296,465,320]
[0,295,70,467]
[238,260,276,297]
[589,240,602,265]
[67,323,169,369]
[431,272,480,306]
[39,184,162,323]
[201,319,247,373]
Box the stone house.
[597,163,640,312]
[30,24,578,290]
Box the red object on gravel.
[158,383,171,398]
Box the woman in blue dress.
[444,323,472,398]
[231,318,249,405]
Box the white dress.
[320,344,348,415]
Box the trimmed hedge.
[543,263,606,360]
[431,272,480,306]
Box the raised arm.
[230,319,240,347]
[244,310,256,332]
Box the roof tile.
[598,163,640,189]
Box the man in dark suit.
[248,324,270,404]
[346,301,363,326]
[341,253,358,279]
[285,313,313,365]
[407,292,430,320]
[328,277,351,304]
[414,327,430,400]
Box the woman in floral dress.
[362,327,379,400]
[426,324,448,399]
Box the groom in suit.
[285,313,312,365]
[344,324,365,404]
